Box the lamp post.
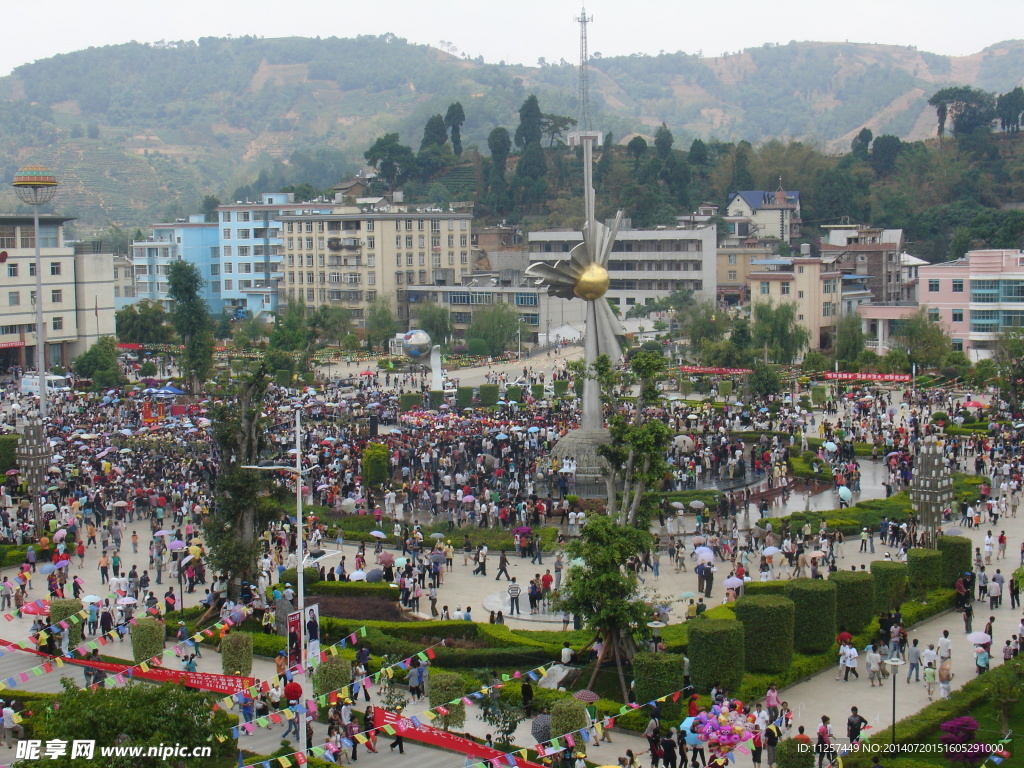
[884,657,905,745]
[12,166,58,420]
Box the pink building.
[858,249,1024,360]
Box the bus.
[20,375,71,395]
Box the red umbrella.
[360,370,375,377]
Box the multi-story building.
[725,190,802,243]
[716,245,775,306]
[276,205,474,331]
[821,225,905,304]
[748,256,843,351]
[527,220,718,314]
[129,215,219,312]
[859,249,1024,360]
[0,215,115,370]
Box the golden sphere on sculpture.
[574,263,610,301]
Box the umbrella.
[531,714,552,743]
[495,433,509,440]
[181,555,194,566]
[113,500,128,507]
[119,448,132,454]
[39,563,57,575]
[759,407,769,413]
[42,504,57,513]
[671,502,685,510]
[809,550,827,559]
[104,544,119,552]
[54,560,70,569]
[365,569,385,583]
[967,631,991,645]
[678,591,697,600]
[573,690,601,703]
[430,533,445,540]
[349,569,367,582]
[53,530,67,542]
[46,467,61,475]
[824,441,839,452]
[527,426,541,433]
[370,531,386,539]
[689,500,706,510]
[168,540,186,550]
[837,486,853,502]
[691,536,706,545]
[687,414,699,421]
[694,546,714,561]
[964,401,984,408]
[154,530,171,537]
[943,528,965,537]
[4,470,17,476]
[762,546,781,556]
[117,597,137,605]
[733,402,744,407]
[359,370,375,377]
[395,557,408,568]
[724,577,744,589]
[81,595,102,603]
[431,552,446,564]
[938,659,954,682]
[377,553,395,566]
[462,495,476,504]
[674,435,695,451]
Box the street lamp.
[12,165,58,420]
[884,657,905,745]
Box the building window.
[6,264,17,278]
[406,254,414,266]
[366,236,375,250]
[798,291,804,299]
[0,227,14,248]
[28,262,35,277]
[223,228,231,239]
[51,289,62,303]
[461,252,468,264]
[224,263,233,273]
[760,282,770,295]
[52,316,63,331]
[952,338,963,352]
[952,279,964,293]
[8,292,18,306]
[395,272,404,285]
[781,282,791,295]
[222,212,231,222]
[49,262,61,276]
[368,272,376,285]
[224,280,233,290]
[223,246,232,258]
[928,308,940,322]
[928,279,940,292]
[727,270,737,280]
[366,220,374,232]
[952,309,964,323]
[515,293,538,306]
[238,246,250,258]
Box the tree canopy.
[166,260,214,392]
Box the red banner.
[0,341,25,349]
[116,343,144,350]
[0,640,255,695]
[822,372,912,382]
[373,707,547,767]
[142,401,155,424]
[680,365,753,375]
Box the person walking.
[816,716,833,768]
[846,707,867,745]
[843,643,859,682]
[495,551,511,581]
[906,639,922,683]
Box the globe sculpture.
[402,329,432,360]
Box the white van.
[20,375,71,395]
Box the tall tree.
[513,141,547,210]
[365,294,397,352]
[870,134,903,176]
[688,138,709,169]
[115,300,173,346]
[627,136,648,168]
[201,195,221,222]
[486,127,513,214]
[997,87,1024,133]
[889,308,951,369]
[364,133,416,189]
[683,300,731,349]
[413,302,454,348]
[466,302,520,356]
[514,94,543,149]
[994,328,1024,413]
[443,101,466,156]
[850,127,873,160]
[654,123,674,159]
[730,142,755,192]
[752,300,811,364]
[420,114,448,151]
[928,87,997,137]
[834,312,865,363]
[166,260,214,392]
[540,113,577,146]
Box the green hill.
[0,35,1021,228]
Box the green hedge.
[428,390,444,410]
[221,632,253,676]
[870,560,908,612]
[313,656,351,697]
[734,595,795,673]
[399,392,422,412]
[552,380,569,397]
[777,737,815,768]
[0,435,18,474]
[531,384,544,400]
[784,579,836,654]
[550,698,588,741]
[907,549,943,600]
[456,387,474,409]
[688,619,744,693]
[633,652,684,721]
[277,567,321,590]
[505,385,523,403]
[829,571,874,633]
[936,535,972,588]
[789,451,833,482]
[131,617,166,663]
[478,384,499,407]
[251,632,287,658]
[307,582,400,601]
[741,582,787,596]
[49,598,84,650]
[428,671,466,730]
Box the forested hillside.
[0,34,1021,228]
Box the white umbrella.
[762,546,781,556]
[967,631,991,645]
[670,502,685,510]
[694,546,714,562]
[349,569,367,582]
[724,576,744,589]
[689,500,706,510]
[116,597,137,605]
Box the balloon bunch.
[692,700,757,758]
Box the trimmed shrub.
[132,617,166,663]
[552,380,569,397]
[478,384,499,407]
[741,582,787,596]
[278,568,322,592]
[221,632,253,676]
[870,561,909,612]
[907,549,943,600]
[936,536,972,589]
[784,579,836,654]
[313,656,352,697]
[733,595,795,673]
[456,387,474,409]
[275,370,293,387]
[688,619,744,693]
[0,435,19,474]
[399,392,422,412]
[505,385,523,403]
[550,698,588,740]
[428,671,466,730]
[252,633,287,658]
[467,338,489,357]
[829,571,874,633]
[531,384,544,401]
[633,652,684,718]
[777,737,815,768]
[428,390,444,410]
[48,598,84,650]
[307,582,400,601]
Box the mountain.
[0,35,1021,229]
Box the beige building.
[276,205,474,330]
[726,190,802,244]
[716,245,775,306]
[0,216,116,371]
[749,256,842,351]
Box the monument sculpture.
[402,328,443,392]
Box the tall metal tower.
[575,5,593,131]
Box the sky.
[2,0,1020,77]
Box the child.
[923,661,937,700]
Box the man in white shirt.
[937,630,953,662]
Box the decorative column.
[909,432,951,548]
[16,414,51,531]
